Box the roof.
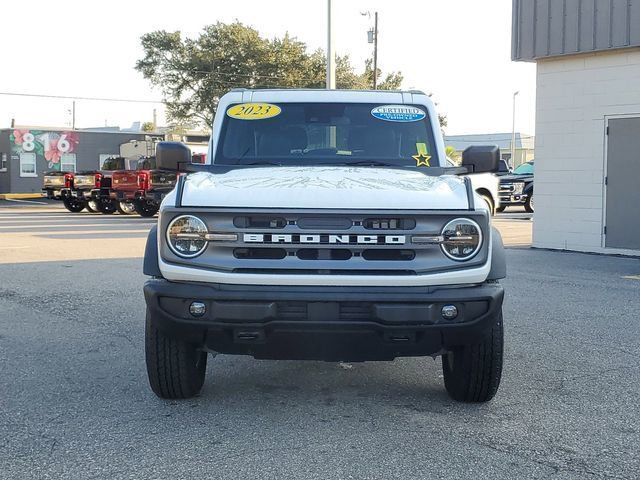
[445,133,534,151]
[224,88,433,106]
[512,0,640,62]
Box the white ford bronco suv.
[143,89,506,402]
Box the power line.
[0,92,164,104]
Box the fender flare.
[488,226,507,280]
[143,225,162,277]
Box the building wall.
[533,47,640,255]
[0,129,146,194]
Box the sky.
[0,0,536,136]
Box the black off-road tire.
[524,192,534,213]
[96,199,117,214]
[134,199,160,217]
[495,206,506,213]
[85,200,100,213]
[116,201,136,215]
[442,311,503,402]
[62,198,85,213]
[145,310,207,399]
[480,194,495,216]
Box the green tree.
[136,22,405,127]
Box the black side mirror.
[461,145,500,173]
[156,142,192,171]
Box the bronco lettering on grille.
[243,234,406,245]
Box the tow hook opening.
[384,332,416,343]
[233,329,266,344]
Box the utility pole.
[326,0,336,89]
[152,108,157,131]
[511,91,519,166]
[72,100,76,130]
[373,12,378,89]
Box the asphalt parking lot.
[1,200,638,479]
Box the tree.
[136,22,405,128]
[141,121,155,132]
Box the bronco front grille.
[161,209,490,276]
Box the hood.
[499,173,533,182]
[170,166,471,210]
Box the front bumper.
[498,193,528,206]
[144,279,504,361]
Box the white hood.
[170,166,470,210]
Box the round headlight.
[166,215,208,258]
[440,218,482,261]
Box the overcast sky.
[0,0,536,136]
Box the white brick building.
[513,0,640,254]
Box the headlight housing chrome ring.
[440,218,483,261]
[166,215,208,258]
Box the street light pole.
[326,0,336,89]
[511,90,519,166]
[372,12,378,89]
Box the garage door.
[605,117,640,250]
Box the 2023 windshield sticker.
[226,103,282,120]
[370,105,426,122]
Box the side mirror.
[461,145,500,173]
[156,142,192,171]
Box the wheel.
[145,310,207,399]
[134,199,160,217]
[479,194,495,216]
[96,199,117,214]
[62,197,86,213]
[442,311,503,402]
[117,201,136,215]
[85,200,100,213]
[524,192,534,213]
[495,206,506,213]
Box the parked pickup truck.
[497,161,534,213]
[42,171,72,202]
[143,89,507,403]
[111,157,177,217]
[83,157,136,215]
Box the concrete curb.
[0,193,44,200]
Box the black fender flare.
[143,225,162,277]
[488,226,507,280]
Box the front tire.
[442,311,503,402]
[134,199,159,217]
[495,206,506,213]
[480,194,495,216]
[62,198,85,213]
[525,192,534,213]
[145,310,207,399]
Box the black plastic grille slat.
[233,269,416,275]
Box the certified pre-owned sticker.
[226,103,281,120]
[371,105,426,122]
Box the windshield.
[215,102,439,167]
[514,162,534,175]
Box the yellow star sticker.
[412,152,431,167]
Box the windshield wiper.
[241,161,282,166]
[343,160,396,167]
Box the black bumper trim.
[144,279,504,361]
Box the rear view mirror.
[156,142,192,171]
[461,145,500,173]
